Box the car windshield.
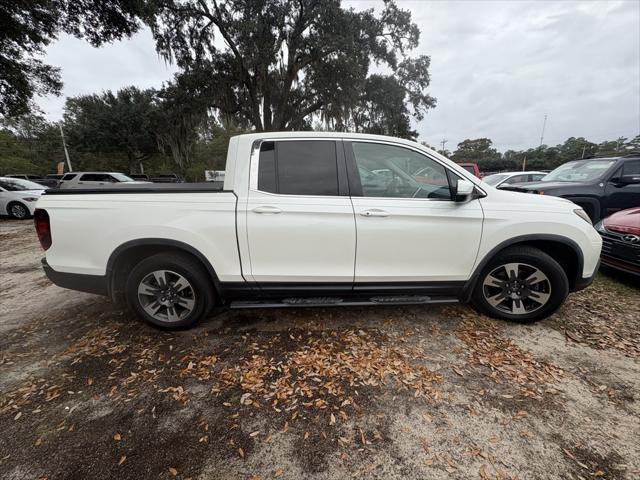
[0,178,46,191]
[111,173,135,182]
[542,160,616,182]
[483,174,509,186]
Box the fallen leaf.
[329,413,336,426]
[113,433,121,441]
[118,455,126,466]
[168,467,178,476]
[274,468,284,477]
[238,448,244,458]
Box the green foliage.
[451,136,638,172]
[0,0,144,117]
[147,0,435,138]
[0,113,64,174]
[63,87,159,172]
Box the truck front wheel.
[125,252,214,329]
[471,246,569,322]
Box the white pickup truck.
[35,132,602,328]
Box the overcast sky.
[38,0,640,152]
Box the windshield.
[0,178,46,191]
[483,174,509,186]
[543,160,616,182]
[111,173,135,182]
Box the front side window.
[62,173,77,180]
[256,140,339,196]
[504,174,528,185]
[351,142,451,199]
[621,160,640,176]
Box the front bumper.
[597,225,640,277]
[573,259,600,291]
[42,258,108,295]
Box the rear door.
[245,139,356,286]
[346,141,484,285]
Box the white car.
[58,172,151,189]
[0,177,47,219]
[483,171,547,188]
[35,132,602,329]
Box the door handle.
[360,209,390,217]
[252,205,282,214]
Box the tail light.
[34,209,52,250]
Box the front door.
[245,139,356,286]
[346,141,484,285]
[604,159,640,215]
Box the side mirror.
[454,179,475,202]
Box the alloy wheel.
[481,262,552,315]
[137,270,196,322]
[11,204,28,219]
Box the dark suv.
[504,154,640,222]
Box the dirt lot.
[1,219,639,480]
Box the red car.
[457,162,481,178]
[596,207,640,276]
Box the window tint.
[257,140,339,196]
[351,142,451,199]
[531,174,545,181]
[62,173,77,180]
[622,160,640,176]
[80,173,113,182]
[258,142,277,193]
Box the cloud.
[37,0,639,152]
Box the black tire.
[471,246,569,322]
[125,252,214,329]
[7,201,30,219]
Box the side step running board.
[229,296,459,309]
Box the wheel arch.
[106,239,222,305]
[461,234,584,302]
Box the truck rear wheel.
[471,246,569,322]
[125,252,214,329]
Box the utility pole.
[440,139,447,152]
[539,114,547,147]
[59,124,73,172]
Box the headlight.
[21,197,39,202]
[574,208,592,225]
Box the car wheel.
[7,201,30,219]
[125,252,214,329]
[471,246,569,322]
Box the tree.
[452,138,505,170]
[153,72,215,171]
[0,0,144,117]
[63,87,160,172]
[147,0,435,136]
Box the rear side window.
[257,140,339,196]
[622,160,640,176]
[80,173,113,182]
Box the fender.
[561,196,601,222]
[460,234,585,302]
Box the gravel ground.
[1,218,639,480]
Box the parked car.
[502,154,640,223]
[150,173,184,183]
[0,177,47,219]
[58,172,151,189]
[457,163,481,178]
[4,174,44,181]
[36,132,601,329]
[130,174,150,181]
[483,171,547,188]
[595,207,640,276]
